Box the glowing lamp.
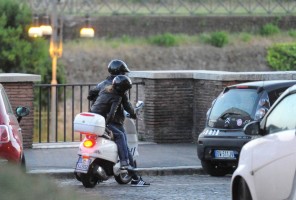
[28,27,43,37]
[80,27,95,38]
[40,25,52,35]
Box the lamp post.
[28,0,94,142]
[48,0,63,142]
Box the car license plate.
[75,157,92,173]
[214,150,236,159]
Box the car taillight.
[0,126,10,143]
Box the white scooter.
[73,101,143,188]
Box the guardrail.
[33,82,143,143]
[26,0,296,16]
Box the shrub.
[148,33,179,47]
[207,31,229,48]
[260,23,280,36]
[239,32,252,42]
[267,43,296,71]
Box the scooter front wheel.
[80,173,99,188]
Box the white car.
[231,84,296,200]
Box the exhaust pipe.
[95,166,108,180]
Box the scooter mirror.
[136,101,144,108]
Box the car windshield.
[208,88,258,127]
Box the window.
[209,88,258,121]
[1,89,13,114]
[265,93,296,134]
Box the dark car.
[0,84,29,168]
[197,80,296,177]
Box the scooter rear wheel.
[80,173,99,188]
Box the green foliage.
[239,32,252,42]
[288,29,296,38]
[267,43,296,71]
[148,33,179,47]
[206,31,229,48]
[0,0,65,84]
[260,23,280,36]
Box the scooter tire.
[80,173,99,188]
[114,172,132,184]
[74,172,82,182]
[114,161,137,184]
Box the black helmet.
[108,59,130,75]
[112,75,132,94]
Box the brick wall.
[0,74,41,148]
[2,83,34,148]
[143,78,194,143]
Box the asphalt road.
[54,174,232,200]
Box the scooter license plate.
[75,157,92,173]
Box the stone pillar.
[0,73,41,148]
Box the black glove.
[129,112,137,119]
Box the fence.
[33,82,143,143]
[26,0,296,16]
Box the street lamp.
[28,14,42,37]
[28,0,95,142]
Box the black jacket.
[87,76,115,103]
[90,86,122,125]
[88,76,136,125]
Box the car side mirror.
[244,121,260,136]
[16,106,30,123]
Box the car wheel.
[21,153,26,172]
[201,160,229,177]
[237,178,252,200]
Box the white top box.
[74,112,106,136]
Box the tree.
[0,0,64,84]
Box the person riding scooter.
[88,59,136,120]
[90,74,150,187]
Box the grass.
[65,29,296,49]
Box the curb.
[27,166,205,178]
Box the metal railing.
[25,0,296,16]
[33,82,143,143]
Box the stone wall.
[63,15,296,39]
[0,74,41,148]
[129,70,296,143]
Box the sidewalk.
[24,142,204,178]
